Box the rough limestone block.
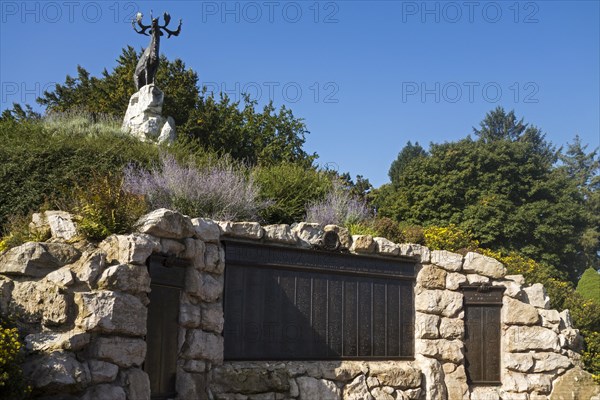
[324,225,352,249]
[539,309,561,331]
[296,376,341,400]
[415,312,440,339]
[10,281,69,326]
[191,218,221,242]
[503,296,540,325]
[463,252,506,278]
[99,233,160,266]
[466,273,489,284]
[75,291,147,336]
[531,352,572,373]
[23,351,91,392]
[415,339,464,363]
[292,222,324,247]
[439,317,464,340]
[45,266,75,287]
[25,330,90,352]
[415,355,447,400]
[415,289,463,317]
[350,235,376,253]
[319,361,368,382]
[204,244,225,274]
[368,362,421,389]
[185,269,223,302]
[524,283,550,309]
[506,325,560,352]
[30,210,78,240]
[90,336,146,367]
[97,264,151,294]
[122,84,176,144]
[446,272,467,291]
[431,250,463,271]
[71,250,107,286]
[81,384,127,400]
[400,244,431,263]
[264,224,297,244]
[89,360,119,384]
[210,363,290,394]
[548,366,600,399]
[373,237,400,256]
[226,222,264,239]
[504,352,534,373]
[444,364,469,400]
[160,238,186,256]
[120,368,151,400]
[342,374,373,400]
[201,301,224,333]
[135,208,195,239]
[0,241,80,277]
[417,265,447,289]
[182,329,224,363]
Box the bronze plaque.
[462,284,505,384]
[223,240,417,360]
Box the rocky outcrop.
[121,84,176,144]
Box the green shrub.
[72,172,148,241]
[577,268,600,304]
[254,163,332,224]
[347,222,379,237]
[0,317,30,399]
[371,217,404,243]
[0,213,51,253]
[399,223,426,244]
[423,224,479,252]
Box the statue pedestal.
[122,84,176,144]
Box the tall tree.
[388,141,426,186]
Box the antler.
[132,12,151,36]
[160,12,182,38]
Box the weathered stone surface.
[97,264,151,294]
[492,279,523,298]
[45,266,75,287]
[431,250,463,271]
[71,250,106,285]
[470,387,500,400]
[506,325,560,352]
[204,243,225,274]
[415,312,440,339]
[445,272,467,291]
[292,222,324,247]
[89,359,119,383]
[25,330,90,352]
[373,237,400,256]
[444,364,468,400]
[439,317,464,340]
[40,210,78,240]
[505,352,534,372]
[186,269,224,302]
[81,383,127,400]
[0,241,79,277]
[466,273,489,284]
[183,359,207,373]
[192,218,221,242]
[135,208,194,239]
[225,222,264,239]
[560,328,583,351]
[161,238,186,256]
[343,374,373,400]
[532,352,572,372]
[370,387,394,400]
[416,339,463,363]
[182,329,224,363]
[320,361,368,382]
[324,225,352,249]
[99,233,160,265]
[400,244,431,263]
[417,265,447,289]
[90,336,146,367]
[122,85,176,144]
[548,366,600,399]
[350,235,376,253]
[503,296,540,325]
[211,364,289,394]
[559,309,574,330]
[539,309,560,331]
[179,295,202,328]
[415,289,463,317]
[120,368,151,400]
[296,376,341,400]
[201,301,224,333]
[0,277,13,313]
[75,291,147,336]
[23,351,91,391]
[369,362,421,389]
[176,369,207,400]
[503,371,553,394]
[264,224,297,244]
[523,283,550,309]
[415,355,446,400]
[10,281,69,326]
[463,252,506,278]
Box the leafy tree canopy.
[37,47,316,167]
[375,107,599,281]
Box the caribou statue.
[132,11,182,90]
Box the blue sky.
[1,1,599,186]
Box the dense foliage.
[375,107,599,282]
[577,268,600,304]
[37,47,315,167]
[0,317,30,399]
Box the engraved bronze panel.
[223,240,417,360]
[462,283,505,385]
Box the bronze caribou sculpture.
[132,11,182,90]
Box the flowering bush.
[0,317,30,399]
[423,224,479,252]
[124,154,267,221]
[306,182,370,227]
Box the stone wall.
[0,208,598,400]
